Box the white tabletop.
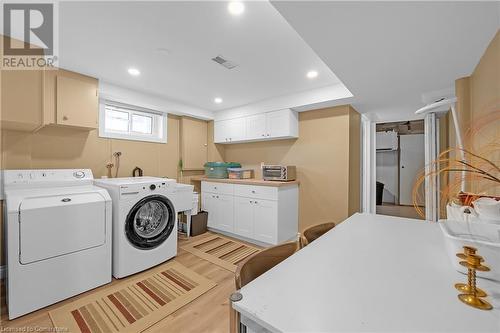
[233,213,500,332]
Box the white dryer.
[2,169,112,319]
[94,177,178,278]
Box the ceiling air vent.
[211,55,238,69]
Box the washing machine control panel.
[119,179,176,197]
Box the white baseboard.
[0,265,5,280]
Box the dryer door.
[19,192,107,264]
[125,195,175,249]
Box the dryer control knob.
[150,184,156,190]
[73,171,85,179]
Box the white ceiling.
[272,1,499,121]
[58,1,344,114]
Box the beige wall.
[2,115,181,178]
[453,31,499,195]
[224,105,361,232]
[0,115,182,265]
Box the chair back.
[235,242,297,289]
[300,222,336,247]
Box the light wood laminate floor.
[0,232,242,333]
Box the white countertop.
[233,213,500,332]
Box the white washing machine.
[94,177,178,278]
[2,169,112,319]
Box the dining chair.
[300,222,336,248]
[229,241,298,332]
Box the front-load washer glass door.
[125,195,175,249]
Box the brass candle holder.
[455,247,487,297]
[455,251,492,310]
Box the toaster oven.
[262,165,296,181]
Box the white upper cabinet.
[214,109,298,144]
[267,109,298,138]
[214,117,246,143]
[245,113,267,140]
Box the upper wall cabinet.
[1,70,44,131]
[214,117,246,143]
[1,68,98,132]
[214,109,298,144]
[44,69,99,130]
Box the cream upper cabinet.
[214,109,298,144]
[1,70,43,131]
[1,68,98,131]
[43,69,98,130]
[56,76,98,128]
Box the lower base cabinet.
[201,181,298,246]
[202,193,234,233]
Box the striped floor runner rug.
[49,261,216,333]
[181,234,261,272]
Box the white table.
[233,213,500,332]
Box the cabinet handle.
[261,134,265,137]
[216,195,219,198]
[267,134,270,136]
[63,116,68,121]
[250,200,253,204]
[254,201,258,204]
[251,190,256,193]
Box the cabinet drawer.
[201,181,234,195]
[234,185,278,201]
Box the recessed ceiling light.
[214,97,223,104]
[228,1,245,16]
[307,70,318,79]
[128,68,140,76]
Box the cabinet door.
[1,70,43,131]
[181,117,207,170]
[266,109,292,138]
[202,193,216,228]
[253,199,278,244]
[245,114,267,140]
[214,120,229,143]
[215,194,234,232]
[227,117,246,142]
[56,75,98,128]
[234,196,254,238]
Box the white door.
[245,114,267,140]
[266,110,290,138]
[202,192,216,228]
[234,196,254,238]
[399,134,425,206]
[253,199,277,244]
[215,194,234,232]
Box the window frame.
[99,100,167,143]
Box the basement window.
[99,102,167,143]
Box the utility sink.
[440,219,500,282]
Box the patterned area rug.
[49,261,216,333]
[181,234,261,272]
